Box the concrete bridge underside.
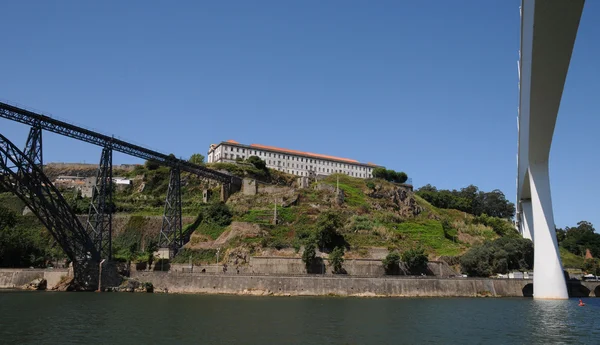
[516,0,585,299]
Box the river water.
[1,291,599,345]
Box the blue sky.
[1,1,598,229]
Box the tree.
[460,237,533,277]
[329,246,345,274]
[302,241,316,271]
[0,205,17,230]
[372,167,409,184]
[189,153,205,165]
[315,211,343,250]
[583,258,600,276]
[246,156,267,171]
[460,245,492,277]
[372,167,387,179]
[561,221,600,257]
[402,247,429,274]
[415,184,515,219]
[395,171,408,184]
[144,160,160,170]
[382,251,401,275]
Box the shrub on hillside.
[329,246,345,274]
[202,203,232,226]
[373,168,408,184]
[473,214,517,237]
[302,241,317,271]
[315,211,344,250]
[382,251,401,275]
[402,247,429,274]
[442,219,458,242]
[246,156,267,171]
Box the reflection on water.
[1,291,600,345]
[528,299,600,344]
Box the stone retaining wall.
[166,257,458,277]
[0,269,69,289]
[131,271,539,297]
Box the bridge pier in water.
[517,0,584,299]
[158,167,183,258]
[86,146,114,261]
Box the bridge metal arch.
[0,101,236,185]
[0,133,98,262]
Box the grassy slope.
[4,162,588,266]
[224,174,508,258]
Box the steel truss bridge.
[0,101,240,284]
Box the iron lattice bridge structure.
[0,101,239,264]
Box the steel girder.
[159,167,183,254]
[23,124,43,171]
[0,133,98,261]
[0,101,234,184]
[85,146,113,260]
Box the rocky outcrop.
[368,184,422,217]
[106,278,153,293]
[22,278,47,290]
[51,276,76,291]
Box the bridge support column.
[520,200,533,241]
[86,146,113,261]
[530,162,568,299]
[159,167,182,257]
[23,123,43,171]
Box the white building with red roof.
[207,140,381,178]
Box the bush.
[460,237,533,277]
[460,246,492,277]
[172,248,217,265]
[246,156,267,171]
[202,203,232,226]
[302,241,317,271]
[442,219,458,242]
[144,160,160,170]
[382,251,401,275]
[315,211,344,250]
[402,247,429,274]
[329,247,345,274]
[372,168,408,184]
[473,214,517,237]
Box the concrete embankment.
[0,269,69,289]
[131,271,536,297]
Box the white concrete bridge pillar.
[529,162,567,299]
[520,199,533,241]
[517,0,585,299]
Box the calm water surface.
[1,291,599,344]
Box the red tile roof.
[249,143,360,164]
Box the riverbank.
[132,271,534,297]
[0,268,68,290]
[3,268,599,297]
